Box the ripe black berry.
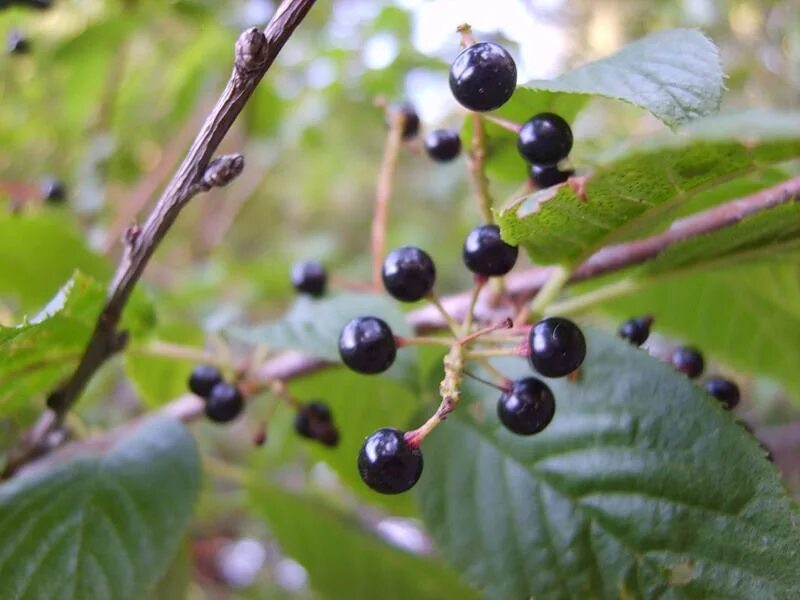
[704,377,740,410]
[205,382,244,423]
[387,103,420,140]
[188,364,223,398]
[41,178,66,204]
[295,401,339,446]
[497,377,555,435]
[462,224,518,276]
[619,316,653,346]
[291,260,327,297]
[8,30,30,55]
[671,346,704,379]
[517,113,573,165]
[449,41,517,112]
[357,428,422,494]
[382,246,436,302]
[529,163,574,190]
[529,317,586,378]
[424,129,461,162]
[338,316,397,374]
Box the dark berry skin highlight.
[462,224,519,277]
[291,260,327,297]
[424,129,462,162]
[449,42,517,112]
[205,382,244,423]
[704,377,740,410]
[671,346,704,379]
[517,113,573,165]
[382,246,436,302]
[338,316,397,375]
[528,317,587,378]
[497,377,556,435]
[358,428,423,494]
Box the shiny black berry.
[338,316,397,374]
[424,129,461,162]
[8,30,30,55]
[291,260,327,297]
[619,316,653,347]
[382,246,436,302]
[517,113,573,165]
[529,317,586,378]
[672,346,704,379]
[704,377,740,410]
[449,42,517,112]
[294,401,339,446]
[497,377,555,435]
[462,224,518,277]
[205,382,244,423]
[188,365,223,398]
[41,178,66,204]
[529,163,574,189]
[357,428,423,494]
[387,103,420,140]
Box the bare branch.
[2,0,317,480]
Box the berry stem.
[456,23,476,48]
[132,340,229,368]
[465,347,524,359]
[547,277,641,316]
[467,113,495,224]
[483,114,522,133]
[425,292,462,337]
[471,358,513,389]
[459,318,513,346]
[370,108,406,291]
[395,335,454,347]
[461,276,487,337]
[529,265,571,317]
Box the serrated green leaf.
[0,416,200,600]
[227,293,418,387]
[249,482,478,600]
[415,328,800,599]
[286,368,424,516]
[497,111,800,265]
[595,261,800,403]
[524,29,723,128]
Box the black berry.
[41,178,66,204]
[704,377,740,410]
[529,163,574,189]
[294,401,339,446]
[205,382,244,423]
[449,41,517,112]
[672,346,704,379]
[619,316,653,347]
[357,428,423,494]
[528,317,586,378]
[291,260,327,297]
[497,377,555,435]
[387,103,420,140]
[188,364,223,398]
[517,113,573,165]
[424,129,461,162]
[8,30,30,55]
[382,246,436,302]
[338,316,397,374]
[462,224,518,276]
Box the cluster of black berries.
[294,400,339,447]
[618,316,741,410]
[188,365,244,423]
[384,102,463,164]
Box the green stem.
[529,265,571,317]
[547,277,642,316]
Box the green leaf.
[0,215,109,311]
[497,111,800,265]
[595,261,800,403]
[0,416,200,600]
[415,328,800,599]
[148,540,190,600]
[249,482,478,600]
[286,368,425,515]
[227,292,418,387]
[524,29,723,129]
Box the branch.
[2,0,318,480]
